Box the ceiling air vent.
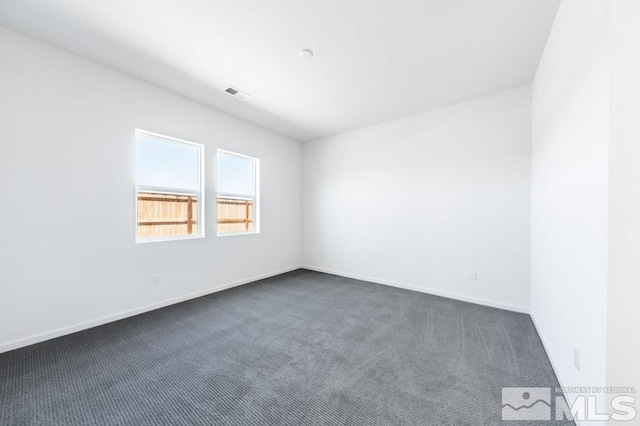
[224,86,250,100]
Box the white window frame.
[216,149,260,237]
[135,129,205,244]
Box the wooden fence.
[137,192,198,238]
[217,198,254,233]
[137,191,253,238]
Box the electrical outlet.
[469,272,478,282]
[574,348,580,372]
[152,274,160,285]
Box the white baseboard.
[529,312,567,387]
[0,265,302,354]
[302,265,530,314]
[529,312,583,426]
[1,265,529,354]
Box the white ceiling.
[0,0,559,142]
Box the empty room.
[1,0,638,425]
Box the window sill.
[216,230,260,238]
[136,234,204,244]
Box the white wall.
[302,87,532,312]
[608,0,640,415]
[0,27,302,352]
[531,0,610,420]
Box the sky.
[217,151,255,196]
[135,133,255,196]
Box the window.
[217,150,259,235]
[135,130,204,242]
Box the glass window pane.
[137,192,198,238]
[217,151,254,196]
[136,133,200,191]
[216,150,259,236]
[134,130,204,242]
[216,197,254,234]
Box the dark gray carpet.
[1,270,570,425]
